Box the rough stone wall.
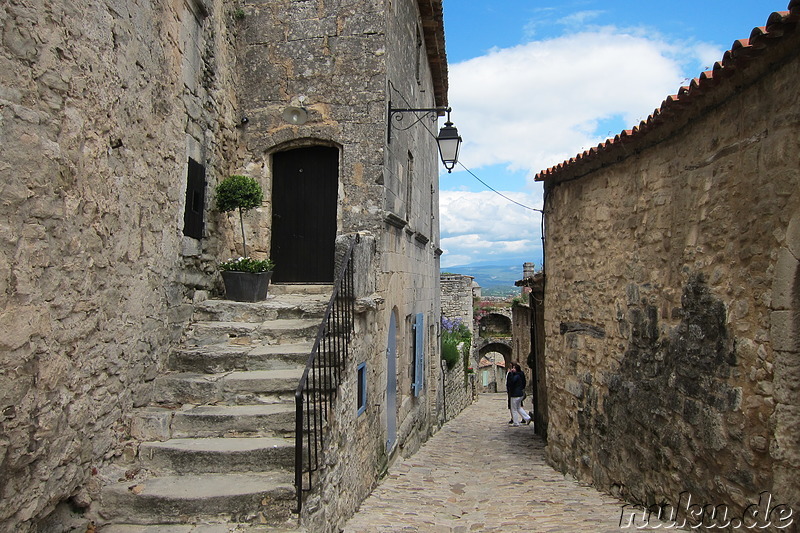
[542,30,800,522]
[440,274,477,422]
[512,302,531,391]
[233,0,390,250]
[380,0,444,463]
[0,0,241,529]
[441,360,476,422]
[441,274,474,327]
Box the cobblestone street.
[342,394,628,533]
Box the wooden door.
[271,146,338,283]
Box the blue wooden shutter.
[412,313,425,396]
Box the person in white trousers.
[507,363,532,426]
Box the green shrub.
[215,175,264,259]
[441,339,460,370]
[215,175,263,213]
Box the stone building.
[513,269,547,438]
[536,3,799,526]
[0,0,453,530]
[440,273,474,328]
[439,273,476,421]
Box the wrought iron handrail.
[294,236,357,513]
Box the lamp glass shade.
[436,123,462,171]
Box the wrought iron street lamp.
[388,104,463,173]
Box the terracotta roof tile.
[535,3,799,183]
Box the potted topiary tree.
[215,175,274,302]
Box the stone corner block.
[181,236,203,257]
[787,215,800,259]
[771,310,799,353]
[772,248,799,311]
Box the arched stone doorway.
[477,341,512,393]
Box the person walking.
[507,363,532,427]
[505,361,515,424]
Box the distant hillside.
[442,261,533,297]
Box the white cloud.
[449,26,716,175]
[441,24,722,266]
[557,10,605,26]
[439,190,543,267]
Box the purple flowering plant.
[441,316,472,371]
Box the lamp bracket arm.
[387,106,451,143]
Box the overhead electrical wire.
[388,82,543,214]
[454,161,543,214]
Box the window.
[411,313,425,396]
[183,158,206,239]
[415,26,423,85]
[357,362,367,416]
[404,151,414,220]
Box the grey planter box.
[221,271,272,302]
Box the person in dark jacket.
[505,361,515,424]
[507,363,532,427]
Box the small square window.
[357,362,367,416]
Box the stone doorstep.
[153,369,305,406]
[138,437,296,473]
[267,284,333,296]
[99,472,295,525]
[168,343,315,373]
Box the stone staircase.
[95,285,332,532]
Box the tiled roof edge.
[535,3,800,183]
[419,0,449,108]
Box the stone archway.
[476,341,513,393]
[771,215,800,509]
[478,312,512,337]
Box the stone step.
[171,404,297,438]
[138,436,295,473]
[99,472,295,526]
[193,294,331,323]
[168,343,313,373]
[186,319,321,347]
[129,404,300,442]
[152,369,304,406]
[99,525,304,533]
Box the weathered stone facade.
[1,0,241,528]
[441,274,474,327]
[515,272,548,437]
[440,274,477,422]
[1,0,453,530]
[538,7,799,526]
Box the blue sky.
[438,0,788,268]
